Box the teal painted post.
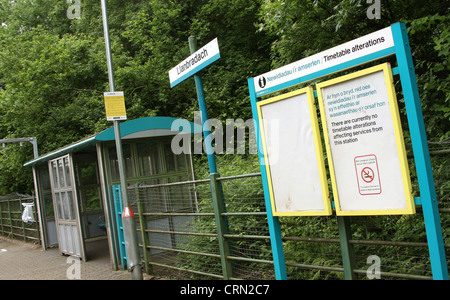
[337,217,357,280]
[113,185,127,270]
[188,37,233,279]
[391,22,448,280]
[248,78,288,280]
[210,173,233,279]
[189,37,218,175]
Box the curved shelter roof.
[24,117,201,167]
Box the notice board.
[316,63,415,215]
[257,87,331,216]
[104,91,127,121]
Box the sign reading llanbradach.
[254,26,394,97]
[169,38,220,88]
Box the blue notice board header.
[252,27,395,97]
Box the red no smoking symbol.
[361,167,375,183]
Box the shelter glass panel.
[108,144,135,180]
[61,192,70,220]
[58,159,65,187]
[176,153,187,172]
[163,142,176,172]
[168,176,194,211]
[55,192,62,219]
[137,141,161,176]
[64,156,71,187]
[51,161,59,189]
[67,191,75,221]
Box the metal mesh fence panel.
[0,195,40,243]
[219,174,275,279]
[122,152,448,280]
[127,179,223,279]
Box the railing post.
[136,184,153,275]
[20,199,25,241]
[337,216,357,280]
[210,173,233,279]
[7,200,12,237]
[0,201,3,235]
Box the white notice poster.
[257,87,331,216]
[316,63,414,215]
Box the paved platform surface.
[0,236,130,280]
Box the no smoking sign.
[361,167,375,183]
[355,154,381,195]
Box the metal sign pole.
[188,37,218,174]
[391,22,448,280]
[187,36,233,280]
[100,0,142,280]
[248,79,287,280]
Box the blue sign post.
[391,23,448,280]
[248,22,448,280]
[169,37,234,279]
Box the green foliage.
[407,14,450,141]
[0,0,447,279]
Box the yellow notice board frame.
[257,87,331,216]
[316,63,414,216]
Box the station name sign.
[254,26,394,96]
[169,38,220,88]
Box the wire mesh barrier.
[0,145,445,279]
[0,194,40,243]
[124,154,449,280]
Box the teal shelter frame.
[113,185,127,269]
[248,22,448,280]
[24,116,201,270]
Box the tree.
[0,0,273,193]
[259,0,449,141]
[0,1,109,192]
[0,0,446,197]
